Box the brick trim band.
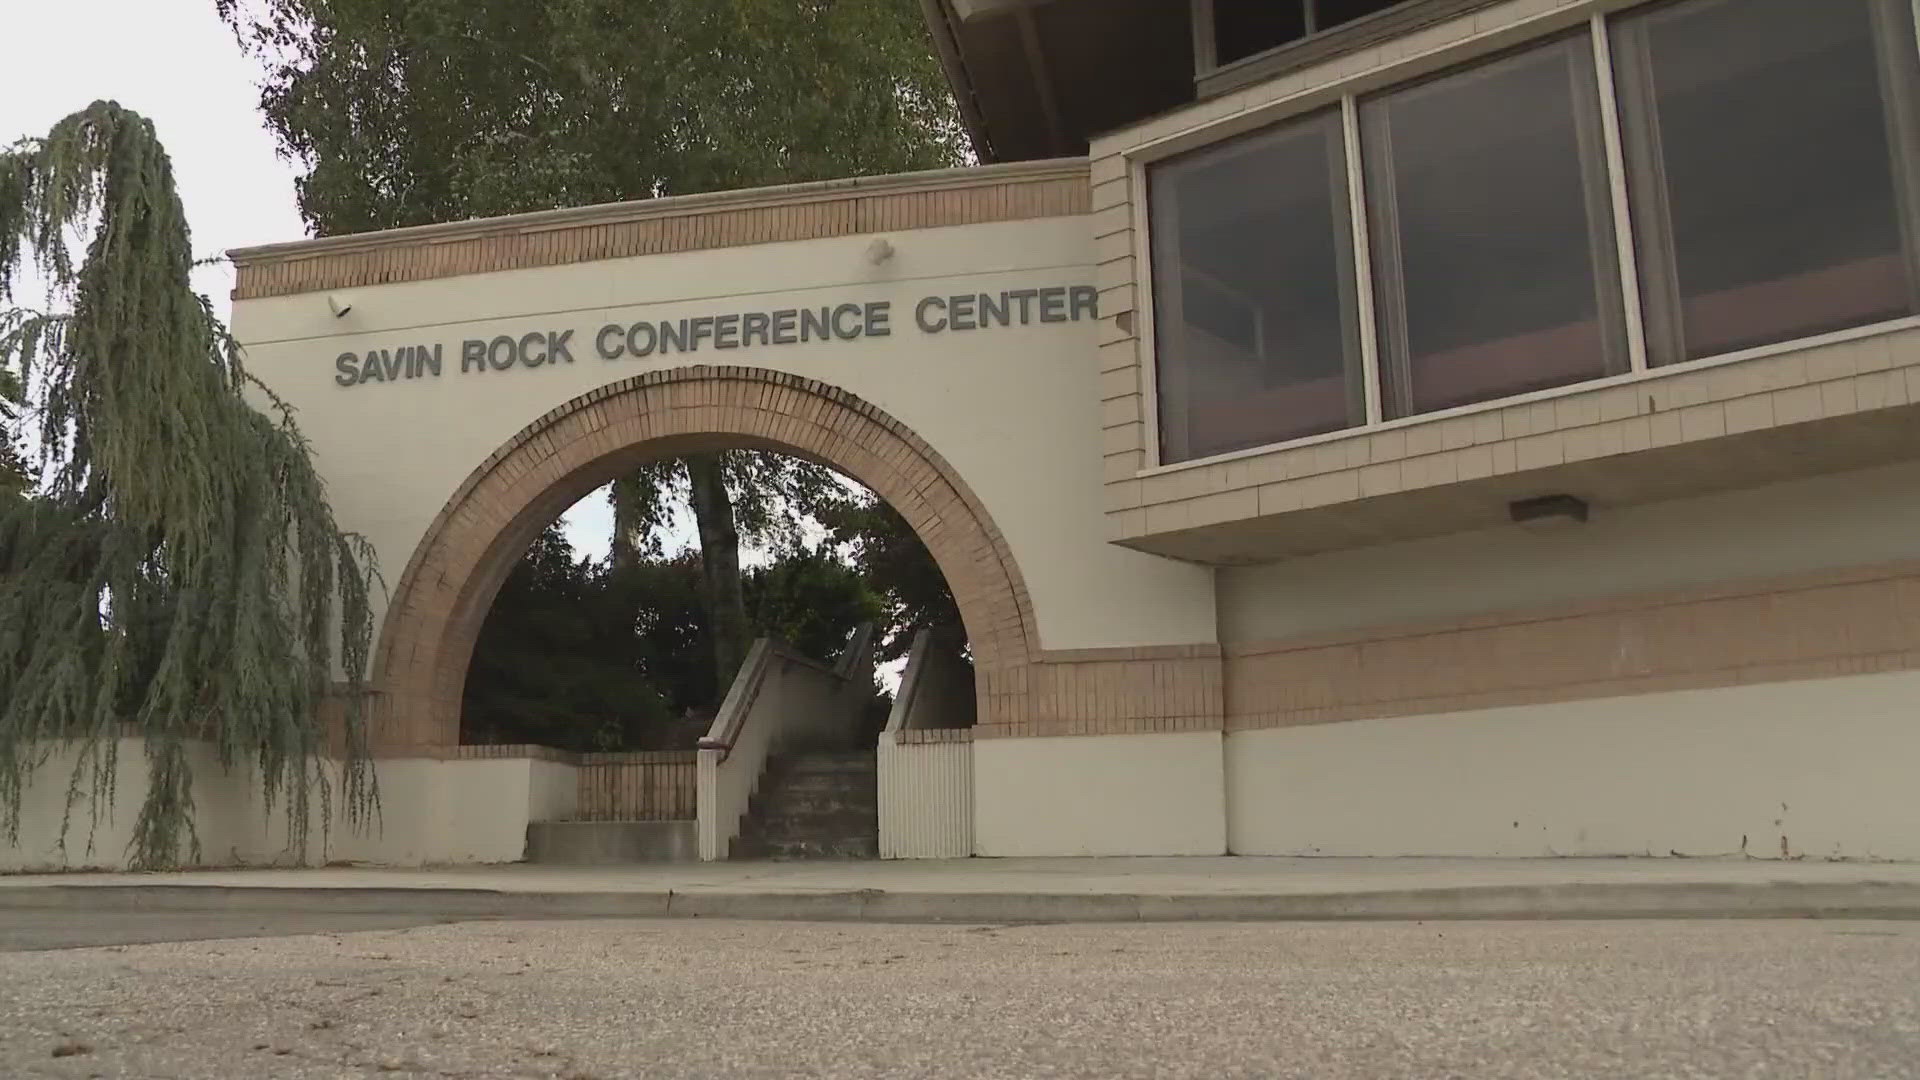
[229,160,1091,300]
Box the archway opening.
[457,447,971,756]
[368,369,1036,857]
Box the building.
[11,0,1920,868]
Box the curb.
[1,881,1918,923]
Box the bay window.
[1146,0,1920,467]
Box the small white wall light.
[866,238,895,265]
[1510,494,1589,530]
[326,294,354,318]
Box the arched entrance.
[368,364,1037,752]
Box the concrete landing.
[2,857,1918,923]
[524,821,698,865]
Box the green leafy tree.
[219,0,966,703]
[217,0,967,235]
[0,104,377,868]
[461,525,673,752]
[463,530,886,752]
[817,493,964,664]
[746,547,884,664]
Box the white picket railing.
[695,625,876,861]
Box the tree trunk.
[609,487,639,571]
[686,452,751,702]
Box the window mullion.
[1341,95,1384,425]
[1192,0,1218,77]
[1590,12,1650,374]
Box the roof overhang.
[923,0,1195,163]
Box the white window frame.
[1131,0,1920,475]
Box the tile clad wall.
[1225,558,1920,732]
[982,645,1223,739]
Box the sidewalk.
[4,857,1920,922]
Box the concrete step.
[526,821,698,864]
[730,834,879,860]
[742,811,878,841]
[777,758,877,779]
[750,788,877,815]
[771,773,878,798]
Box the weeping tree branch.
[0,101,378,869]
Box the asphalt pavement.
[1,916,1916,1078]
[0,910,459,952]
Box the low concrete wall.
[972,731,1226,856]
[2,740,571,871]
[1226,668,1920,860]
[525,820,698,864]
[530,758,579,823]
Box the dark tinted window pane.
[1615,0,1920,365]
[1316,0,1404,31]
[1363,36,1628,419]
[1215,0,1308,66]
[1150,109,1363,463]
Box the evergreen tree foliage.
[0,103,377,868]
[0,364,25,498]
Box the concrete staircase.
[730,749,879,860]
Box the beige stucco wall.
[1226,669,1920,859]
[230,216,1214,655]
[2,747,556,871]
[972,732,1225,856]
[1219,459,1920,643]
[528,759,579,824]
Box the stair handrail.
[883,629,934,736]
[699,639,819,759]
[834,621,879,683]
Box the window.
[1205,0,1408,71]
[1362,35,1629,419]
[1150,108,1364,463]
[1613,0,1920,366]
[1212,0,1308,67]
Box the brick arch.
[369,365,1038,751]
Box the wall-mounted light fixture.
[326,294,354,318]
[1509,493,1589,530]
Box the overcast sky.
[0,0,616,558]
